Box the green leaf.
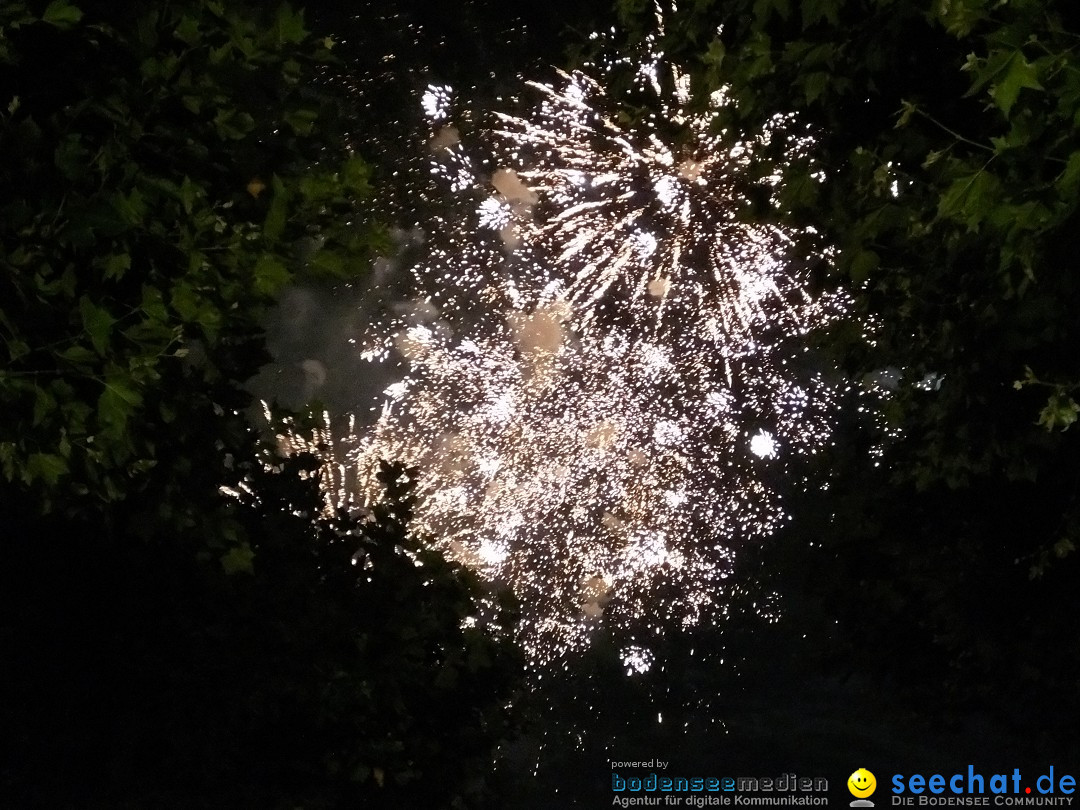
[220,542,255,575]
[848,250,880,284]
[98,374,142,433]
[159,401,177,423]
[8,338,31,361]
[103,253,131,282]
[179,176,202,215]
[803,72,830,104]
[59,344,97,366]
[895,100,917,128]
[26,453,67,486]
[253,254,290,296]
[922,149,946,169]
[963,48,1012,98]
[140,55,180,81]
[174,14,200,45]
[0,442,16,481]
[42,0,83,29]
[209,41,233,65]
[703,38,725,68]
[342,154,372,195]
[936,169,1001,229]
[113,188,147,226]
[128,458,157,475]
[284,108,318,136]
[275,5,307,44]
[1036,392,1079,431]
[141,286,169,321]
[61,398,93,434]
[752,0,790,23]
[123,317,175,349]
[801,0,839,27]
[1055,151,1080,199]
[168,282,221,342]
[213,108,255,140]
[54,134,89,180]
[744,30,774,77]
[802,43,836,68]
[79,296,116,356]
[991,52,1042,117]
[298,173,336,201]
[264,175,288,240]
[33,386,55,426]
[936,0,987,36]
[1053,537,1075,559]
[170,283,200,322]
[777,168,819,211]
[309,248,345,277]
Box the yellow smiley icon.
[848,768,877,798]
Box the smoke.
[248,284,391,414]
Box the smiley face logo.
[848,768,877,799]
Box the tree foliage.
[0,0,386,515]
[0,2,526,805]
[610,0,1080,740]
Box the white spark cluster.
[286,28,846,666]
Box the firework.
[286,26,845,666]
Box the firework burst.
[491,68,807,346]
[286,25,844,666]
